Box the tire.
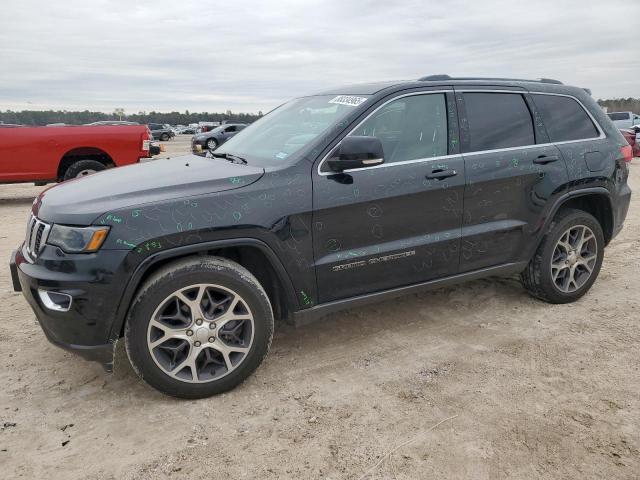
[124,256,274,399]
[521,208,604,304]
[206,138,217,150]
[160,133,170,141]
[62,159,106,181]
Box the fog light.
[38,289,72,312]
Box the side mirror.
[327,136,384,172]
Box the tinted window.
[607,112,630,121]
[226,126,237,132]
[463,93,535,152]
[350,93,448,163]
[534,94,599,142]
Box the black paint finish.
[11,77,632,369]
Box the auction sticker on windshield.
[329,95,368,107]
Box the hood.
[34,155,264,225]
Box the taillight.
[621,145,633,162]
[141,130,151,151]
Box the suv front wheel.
[521,208,604,303]
[125,256,274,399]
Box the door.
[312,91,465,303]
[456,90,569,272]
[0,127,56,181]
[529,92,608,178]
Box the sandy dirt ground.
[0,137,638,479]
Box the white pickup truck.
[607,111,640,128]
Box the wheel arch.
[543,187,614,245]
[110,238,298,341]
[58,147,114,180]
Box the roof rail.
[418,74,563,85]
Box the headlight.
[47,225,110,253]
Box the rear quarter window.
[534,94,599,142]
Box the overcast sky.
[1,0,638,114]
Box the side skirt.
[293,262,528,327]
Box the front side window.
[534,94,599,142]
[350,93,448,163]
[225,126,237,133]
[215,94,369,166]
[463,93,535,152]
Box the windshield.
[215,94,369,166]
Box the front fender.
[107,238,298,342]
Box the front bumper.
[10,246,131,371]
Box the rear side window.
[350,93,448,164]
[463,93,535,152]
[607,112,630,121]
[534,94,599,142]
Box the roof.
[314,75,585,97]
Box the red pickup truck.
[0,124,156,184]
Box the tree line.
[1,98,638,127]
[597,98,640,114]
[0,110,263,126]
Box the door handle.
[533,155,560,165]
[426,169,457,180]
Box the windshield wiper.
[208,152,247,164]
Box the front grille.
[25,215,51,261]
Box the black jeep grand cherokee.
[10,75,632,398]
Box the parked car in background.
[180,126,197,135]
[607,111,640,129]
[0,124,156,184]
[191,123,247,153]
[198,122,221,133]
[9,76,632,398]
[621,127,640,157]
[148,123,175,141]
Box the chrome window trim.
[317,89,607,176]
[324,153,464,175]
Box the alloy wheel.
[147,284,254,383]
[550,225,598,293]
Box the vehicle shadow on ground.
[0,196,36,205]
[97,274,528,402]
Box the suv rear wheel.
[125,256,274,399]
[521,208,604,303]
[160,133,170,141]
